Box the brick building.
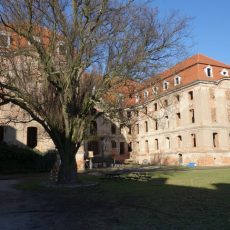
[1,53,230,167]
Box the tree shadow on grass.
[1,173,230,230]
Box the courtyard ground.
[0,166,229,230]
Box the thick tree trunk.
[57,143,80,184]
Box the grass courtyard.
[11,167,230,229]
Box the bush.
[92,156,114,167]
[0,142,57,173]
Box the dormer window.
[143,90,149,99]
[174,75,181,86]
[204,65,213,78]
[28,36,41,45]
[0,32,12,47]
[135,94,140,103]
[152,86,158,95]
[57,41,67,55]
[220,69,229,77]
[163,80,169,90]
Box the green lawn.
[17,167,230,229]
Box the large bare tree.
[0,0,190,183]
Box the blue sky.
[152,0,230,64]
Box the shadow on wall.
[0,125,38,149]
[84,114,131,162]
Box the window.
[189,109,195,123]
[220,69,229,77]
[127,111,131,118]
[111,124,116,134]
[204,65,213,78]
[191,133,196,147]
[135,94,140,103]
[176,112,181,126]
[136,123,139,134]
[90,121,97,135]
[174,75,181,86]
[152,86,158,95]
[0,32,11,47]
[28,36,41,45]
[188,91,193,100]
[57,42,66,55]
[128,125,132,135]
[166,137,170,149]
[155,120,158,130]
[0,126,4,141]
[177,135,182,148]
[163,81,169,90]
[213,133,219,148]
[128,142,132,152]
[145,140,149,153]
[144,90,149,99]
[27,127,37,148]
[145,121,148,132]
[154,103,158,111]
[155,139,159,150]
[178,154,183,165]
[165,116,169,128]
[120,142,125,155]
[135,110,139,117]
[136,141,140,153]
[143,106,147,114]
[111,140,117,148]
[175,95,180,102]
[164,99,168,107]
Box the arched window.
[27,127,37,148]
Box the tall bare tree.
[0,0,190,183]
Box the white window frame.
[174,75,181,86]
[135,94,140,103]
[0,31,11,48]
[152,86,158,95]
[163,80,169,90]
[204,65,213,78]
[143,90,149,99]
[220,69,229,77]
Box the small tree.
[0,0,190,183]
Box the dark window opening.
[188,91,193,100]
[145,121,148,132]
[111,140,117,148]
[154,103,158,111]
[155,139,159,150]
[111,124,116,134]
[176,95,180,102]
[207,68,212,77]
[190,109,195,123]
[155,120,158,130]
[120,142,125,155]
[88,141,99,155]
[90,121,97,135]
[127,111,131,118]
[27,127,37,148]
[128,142,132,152]
[136,123,139,134]
[0,126,4,141]
[191,134,196,147]
[213,132,219,148]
